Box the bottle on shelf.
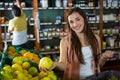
[35,12,40,30]
[63,0,68,7]
[55,0,61,7]
[41,0,48,8]
[35,12,40,43]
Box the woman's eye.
[76,18,80,21]
[69,21,73,24]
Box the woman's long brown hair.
[67,7,100,65]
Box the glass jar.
[55,0,61,7]
[41,0,48,8]
[63,0,68,7]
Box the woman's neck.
[76,33,89,46]
[76,32,84,40]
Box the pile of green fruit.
[7,46,40,63]
[0,57,57,80]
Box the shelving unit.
[101,1,120,52]
[100,0,120,71]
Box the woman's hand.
[99,50,115,68]
[38,62,56,72]
[103,50,115,59]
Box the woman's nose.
[73,22,77,27]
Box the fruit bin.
[84,70,120,80]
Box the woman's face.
[68,12,85,33]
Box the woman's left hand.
[103,50,115,59]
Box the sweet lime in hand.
[39,57,53,69]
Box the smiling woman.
[68,12,85,33]
[39,7,115,80]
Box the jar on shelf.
[63,0,68,7]
[55,0,61,7]
[102,41,106,49]
[4,3,9,8]
[56,16,61,23]
[9,3,13,8]
[41,0,48,8]
[108,37,115,48]
[112,0,118,7]
[0,2,3,8]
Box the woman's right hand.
[38,62,56,72]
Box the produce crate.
[84,70,120,80]
[0,55,13,71]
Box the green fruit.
[22,61,31,70]
[1,72,13,80]
[48,74,57,80]
[48,71,54,75]
[3,65,13,74]
[0,73,3,80]
[39,57,53,69]
[41,76,51,80]
[11,64,22,71]
[15,71,25,80]
[28,67,38,76]
[12,57,23,65]
[39,71,48,78]
[31,76,39,80]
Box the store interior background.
[0,0,120,71]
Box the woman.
[39,7,115,80]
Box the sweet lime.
[28,67,38,76]
[12,57,23,65]
[11,64,22,72]
[22,61,30,70]
[39,71,48,78]
[41,76,51,80]
[39,57,53,69]
[3,65,13,73]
